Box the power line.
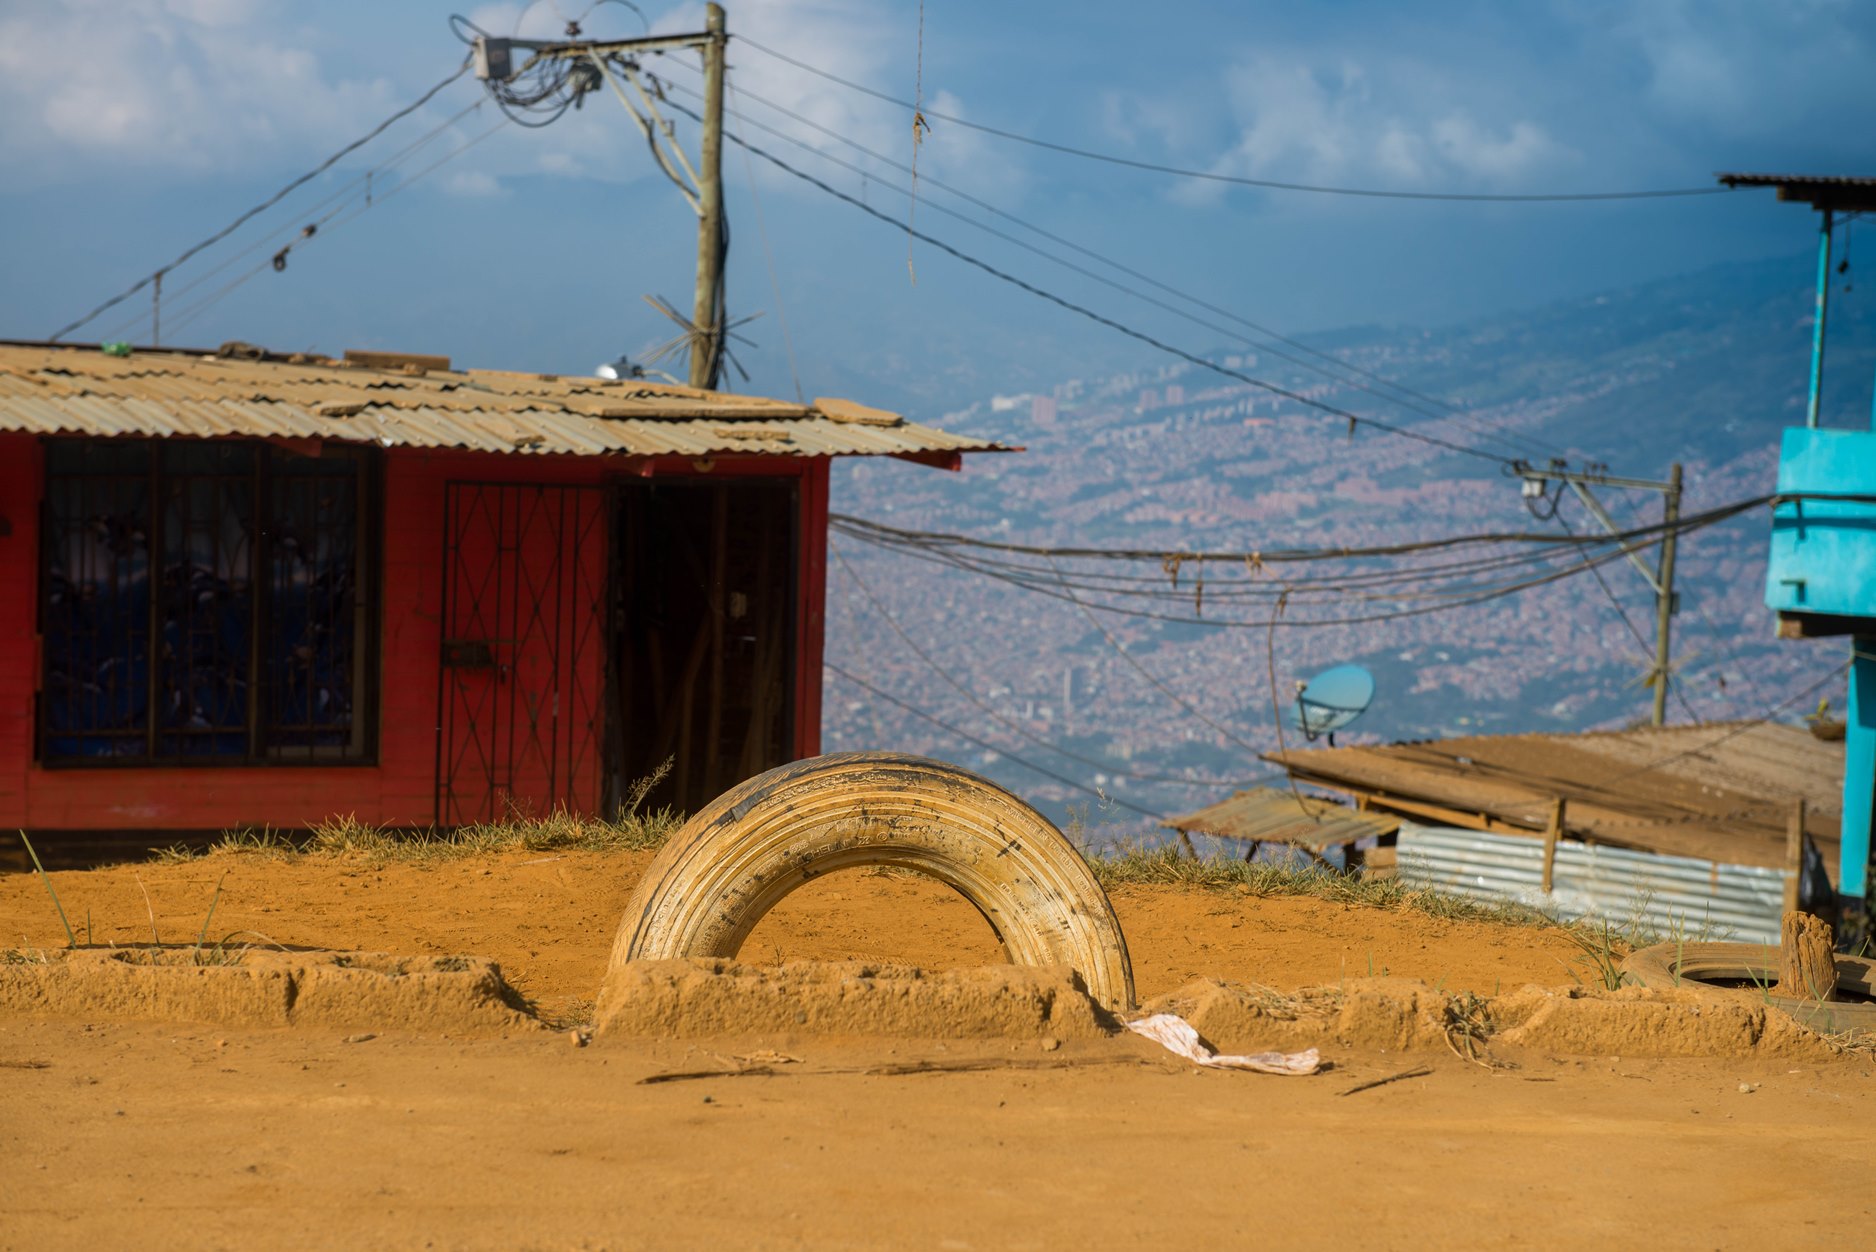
[100,95,489,343]
[1552,507,1702,723]
[1042,553,1271,758]
[736,37,1734,204]
[158,115,512,341]
[831,498,1766,566]
[833,541,1273,788]
[51,61,473,343]
[1600,655,1866,786]
[676,110,1518,469]
[824,661,1168,822]
[660,67,1566,463]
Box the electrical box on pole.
[1513,462,1684,726]
[461,8,730,390]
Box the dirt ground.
[4,849,1873,1249]
[0,849,1591,1021]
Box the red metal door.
[436,483,608,825]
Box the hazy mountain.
[820,248,1875,834]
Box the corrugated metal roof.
[0,344,1014,461]
[1715,172,1876,211]
[1165,786,1398,852]
[1268,722,1845,876]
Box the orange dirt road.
[3,1019,1872,1250]
[4,849,1872,1249]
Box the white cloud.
[0,0,1020,215]
[445,169,504,197]
[0,0,403,183]
[1185,51,1572,201]
[1607,0,1874,136]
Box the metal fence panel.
[1396,822,1785,943]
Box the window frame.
[35,436,382,770]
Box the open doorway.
[614,478,797,815]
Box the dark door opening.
[615,478,797,816]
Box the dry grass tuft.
[1086,843,1558,931]
[154,806,682,866]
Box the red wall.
[0,433,830,836]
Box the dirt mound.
[597,958,1112,1040]
[1147,977,1842,1060]
[1491,984,1837,1058]
[0,948,536,1035]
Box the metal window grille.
[38,438,376,766]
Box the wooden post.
[1651,462,1682,726]
[1541,796,1566,894]
[1775,909,1839,1002]
[1783,797,1807,914]
[688,2,727,389]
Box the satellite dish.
[1291,664,1374,745]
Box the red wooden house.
[0,342,1003,859]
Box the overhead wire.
[1042,554,1271,758]
[831,498,1766,565]
[160,114,513,340]
[735,37,1733,204]
[51,61,473,342]
[1551,506,1703,722]
[663,107,1520,469]
[729,81,805,403]
[832,541,1274,788]
[825,661,1168,822]
[848,520,1679,630]
[661,65,1571,464]
[99,94,491,343]
[1599,653,1868,786]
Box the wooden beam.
[889,450,963,472]
[1284,780,1536,836]
[1784,797,1807,914]
[1541,796,1567,894]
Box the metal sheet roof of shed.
[1166,786,1399,852]
[1716,172,1876,211]
[1266,721,1845,875]
[0,344,1013,461]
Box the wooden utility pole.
[1651,462,1682,726]
[689,2,728,390]
[1516,463,1685,726]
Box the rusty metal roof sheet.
[1716,172,1876,211]
[0,344,1013,461]
[1166,786,1399,852]
[1267,722,1846,876]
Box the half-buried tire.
[1622,941,1876,1037]
[610,752,1136,1011]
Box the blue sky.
[3,0,1873,411]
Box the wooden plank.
[1784,797,1807,914]
[343,349,452,373]
[1541,797,1567,894]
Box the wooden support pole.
[1651,462,1682,726]
[1775,909,1839,1002]
[688,2,727,390]
[1784,797,1807,915]
[1541,797,1566,894]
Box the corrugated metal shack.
[0,342,1010,858]
[1267,723,1846,942]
